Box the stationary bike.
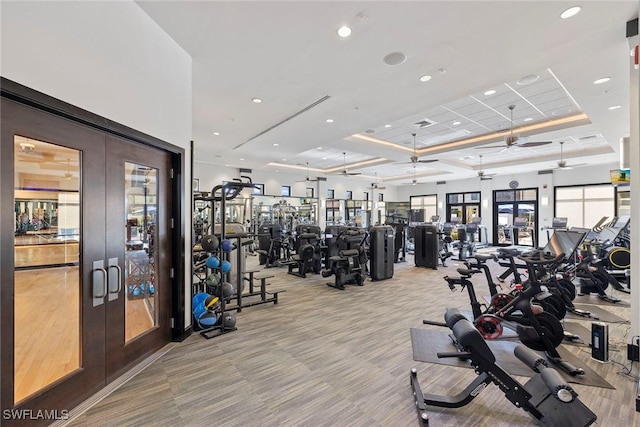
[431,250,583,376]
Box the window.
[446,192,480,223]
[327,189,335,199]
[378,193,384,202]
[364,192,369,201]
[305,187,314,198]
[253,183,264,195]
[281,185,291,197]
[409,195,438,222]
[555,184,614,228]
[346,190,352,200]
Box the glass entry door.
[1,98,173,422]
[493,189,538,247]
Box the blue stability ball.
[221,239,234,252]
[206,256,221,269]
[192,291,210,309]
[221,260,232,273]
[197,311,218,329]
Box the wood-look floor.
[13,267,154,403]
[68,254,638,427]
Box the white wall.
[1,1,193,328]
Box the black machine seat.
[473,254,496,263]
[456,267,481,277]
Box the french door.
[1,98,173,425]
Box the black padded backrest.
[452,320,495,364]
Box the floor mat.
[561,322,591,347]
[566,304,628,323]
[574,293,630,308]
[410,328,614,389]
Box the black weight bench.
[410,308,596,426]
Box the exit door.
[1,97,173,424]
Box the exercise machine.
[322,228,368,290]
[410,309,597,426]
[369,225,394,281]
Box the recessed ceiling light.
[252,98,262,103]
[384,124,392,128]
[273,143,279,146]
[240,158,245,161]
[317,146,323,150]
[517,74,540,85]
[523,117,533,122]
[560,6,581,19]
[337,26,352,38]
[419,74,432,82]
[282,158,287,161]
[325,118,334,123]
[452,121,461,126]
[213,132,220,136]
[383,51,407,66]
[608,105,622,110]
[322,157,328,160]
[225,164,230,167]
[593,77,611,85]
[484,90,496,96]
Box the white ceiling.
[137,1,637,184]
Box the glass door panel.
[516,203,536,246]
[124,163,158,342]
[13,137,81,403]
[497,203,514,245]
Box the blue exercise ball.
[206,256,221,269]
[221,239,234,252]
[197,311,218,329]
[221,260,232,273]
[192,291,209,309]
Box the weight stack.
[415,224,439,269]
[370,225,394,280]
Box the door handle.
[92,260,107,306]
[107,257,122,302]
[108,264,122,293]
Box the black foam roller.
[514,344,548,373]
[540,368,576,402]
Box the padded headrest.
[452,319,495,364]
[339,249,360,257]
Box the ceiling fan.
[402,165,421,186]
[371,172,386,190]
[554,141,587,170]
[476,105,552,151]
[399,133,438,164]
[477,154,496,180]
[296,162,321,182]
[335,152,362,176]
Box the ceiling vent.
[578,134,598,141]
[239,168,252,174]
[364,129,376,134]
[234,95,331,150]
[436,180,447,185]
[538,169,553,175]
[414,119,436,128]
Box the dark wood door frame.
[1,78,188,424]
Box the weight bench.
[410,308,597,426]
